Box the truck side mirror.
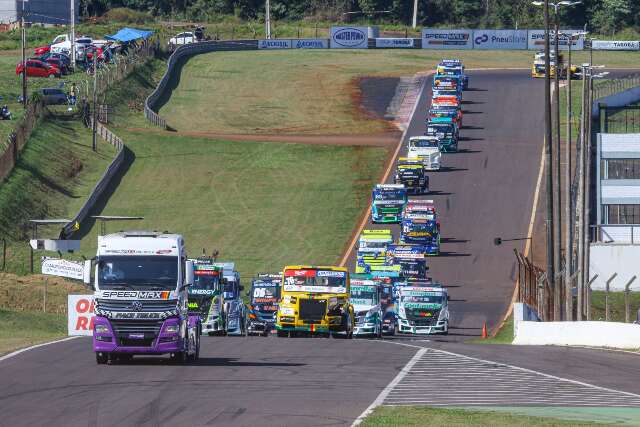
[185,260,194,286]
[239,284,244,291]
[83,260,92,287]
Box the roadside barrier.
[145,40,258,129]
[62,119,125,238]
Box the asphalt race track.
[346,70,544,340]
[3,69,640,427]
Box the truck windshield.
[410,139,439,148]
[374,190,405,201]
[404,222,436,233]
[361,241,388,249]
[192,273,219,292]
[426,125,452,135]
[223,280,238,299]
[97,256,178,290]
[394,260,427,278]
[350,287,378,305]
[283,269,347,292]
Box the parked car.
[168,32,196,45]
[38,88,68,105]
[15,59,60,78]
[42,58,70,75]
[34,45,50,56]
[40,52,72,69]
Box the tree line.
[82,0,639,36]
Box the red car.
[16,59,60,78]
[34,45,50,56]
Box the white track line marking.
[0,336,80,363]
[351,347,427,426]
[339,73,431,267]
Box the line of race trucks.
[85,59,466,364]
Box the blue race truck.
[371,184,407,223]
[247,273,281,336]
[213,262,247,336]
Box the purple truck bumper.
[93,316,184,355]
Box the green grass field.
[0,308,69,356]
[0,115,117,275]
[361,406,616,427]
[158,49,640,135]
[591,291,640,323]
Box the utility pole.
[265,0,271,39]
[565,33,573,320]
[412,0,418,29]
[583,63,593,320]
[21,0,27,108]
[553,10,562,321]
[576,64,587,321]
[70,0,75,69]
[543,0,556,320]
[92,53,97,152]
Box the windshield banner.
[42,257,83,280]
[422,29,473,50]
[68,295,95,336]
[94,290,175,300]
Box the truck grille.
[97,299,177,312]
[299,299,327,323]
[111,319,164,347]
[407,310,439,326]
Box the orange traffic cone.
[481,322,488,339]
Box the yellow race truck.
[276,265,354,338]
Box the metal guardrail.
[593,72,640,101]
[62,120,125,237]
[145,40,259,129]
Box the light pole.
[21,0,28,108]
[532,0,582,320]
[265,0,271,39]
[412,0,418,29]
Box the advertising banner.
[41,257,84,280]
[68,295,94,336]
[330,27,369,49]
[291,39,328,49]
[258,39,292,49]
[473,29,527,49]
[592,40,640,51]
[375,38,415,48]
[422,29,472,50]
[528,30,585,50]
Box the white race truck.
[397,285,449,335]
[407,136,441,171]
[86,231,201,364]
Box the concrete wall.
[513,321,640,349]
[594,86,640,118]
[513,302,540,337]
[590,244,640,291]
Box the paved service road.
[0,337,414,427]
[346,70,545,340]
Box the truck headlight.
[95,324,109,334]
[164,325,179,334]
[280,307,295,316]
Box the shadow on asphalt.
[429,190,453,196]
[107,357,306,367]
[462,110,483,115]
[438,166,469,172]
[439,251,471,257]
[461,125,484,130]
[441,237,469,244]
[462,100,485,105]
[465,87,488,92]
[458,137,484,142]
[452,148,482,154]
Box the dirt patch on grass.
[349,76,400,134]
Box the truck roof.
[375,184,405,190]
[97,231,184,256]
[400,286,446,294]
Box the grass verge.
[0,308,68,356]
[158,49,640,136]
[471,313,514,344]
[360,406,615,427]
[591,291,640,323]
[0,114,117,275]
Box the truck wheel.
[96,352,108,365]
[377,323,383,339]
[277,330,288,338]
[171,351,186,364]
[442,321,449,336]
